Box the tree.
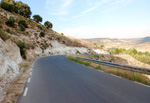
[1,0,32,18]
[5,17,15,27]
[33,15,42,23]
[14,1,32,18]
[18,20,28,28]
[44,21,53,29]
[19,24,25,31]
[40,31,45,37]
[100,45,104,49]
[1,0,15,12]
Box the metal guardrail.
[77,57,150,75]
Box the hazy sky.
[16,0,150,39]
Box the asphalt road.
[18,55,150,103]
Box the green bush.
[5,18,15,27]
[1,0,31,18]
[100,45,104,49]
[28,19,32,22]
[37,25,42,30]
[19,24,25,31]
[0,25,3,28]
[40,31,45,37]
[17,40,29,59]
[1,0,15,12]
[18,20,28,28]
[109,48,150,64]
[5,28,10,32]
[0,29,9,41]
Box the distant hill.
[84,37,150,52]
[138,37,150,43]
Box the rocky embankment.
[0,38,22,101]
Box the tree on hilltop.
[1,0,15,12]
[33,15,42,23]
[1,0,32,18]
[14,1,32,18]
[44,21,53,29]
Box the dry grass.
[67,56,150,86]
[1,58,35,103]
[0,7,96,53]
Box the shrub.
[0,29,9,41]
[37,25,42,30]
[1,0,15,12]
[109,48,150,65]
[5,28,10,32]
[100,45,104,49]
[0,25,3,28]
[5,18,15,27]
[18,20,28,28]
[56,37,61,41]
[62,40,65,44]
[19,24,25,31]
[28,19,32,22]
[17,40,28,59]
[40,31,45,37]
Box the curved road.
[18,55,150,103]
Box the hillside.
[138,37,150,43]
[84,37,150,52]
[0,7,104,102]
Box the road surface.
[18,55,150,103]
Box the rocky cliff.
[0,38,22,101]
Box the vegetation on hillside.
[0,0,95,61]
[0,0,53,29]
[1,0,31,18]
[17,40,29,59]
[5,17,15,27]
[110,48,150,64]
[0,28,10,41]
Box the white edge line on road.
[30,72,32,75]
[134,81,150,88]
[23,87,28,96]
[28,78,31,83]
[110,74,122,78]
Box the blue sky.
[15,0,150,39]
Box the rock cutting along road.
[18,55,150,103]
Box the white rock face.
[27,40,91,58]
[93,49,108,54]
[45,41,90,55]
[0,38,22,101]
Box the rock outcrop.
[0,38,22,101]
